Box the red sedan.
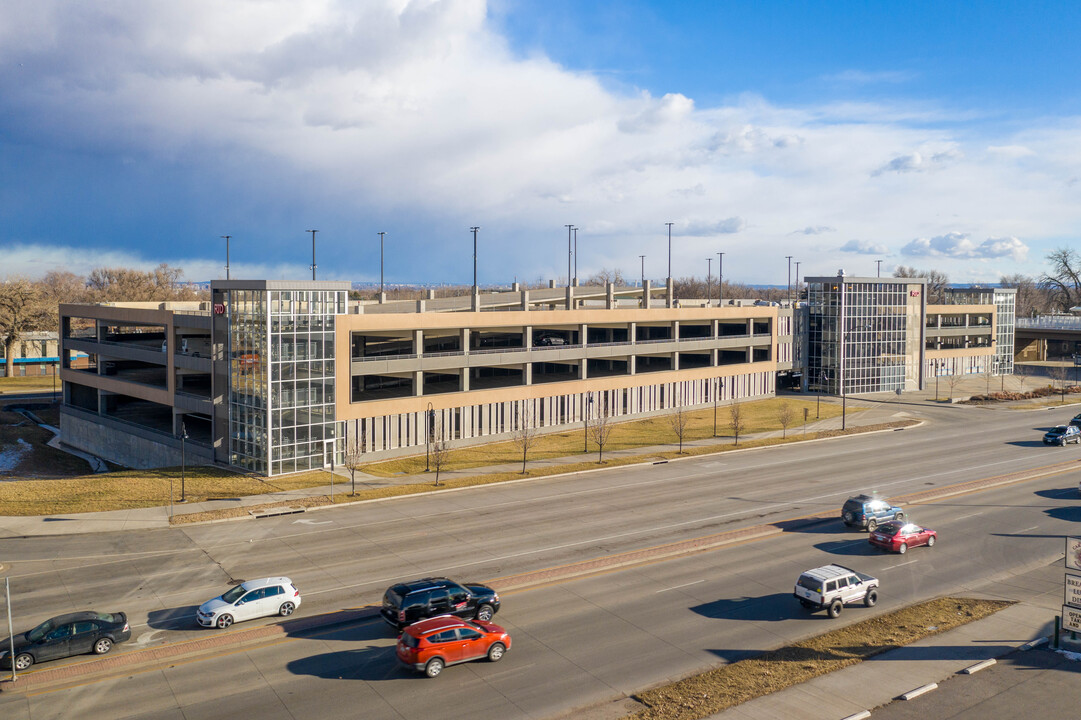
[868,521,937,554]
[396,615,511,678]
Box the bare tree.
[946,373,963,401]
[777,402,794,439]
[894,265,950,303]
[85,263,205,302]
[667,405,690,453]
[1049,365,1071,403]
[343,431,364,496]
[0,277,53,377]
[512,401,539,473]
[583,268,627,286]
[589,409,614,462]
[1040,247,1081,312]
[430,437,451,486]
[1000,272,1052,318]
[1015,366,1030,394]
[729,401,746,446]
[981,369,994,396]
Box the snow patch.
[0,438,33,472]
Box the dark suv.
[380,577,500,630]
[841,494,904,531]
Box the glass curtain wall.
[994,290,1015,376]
[229,291,269,473]
[269,290,347,476]
[808,280,909,395]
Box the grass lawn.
[359,397,843,477]
[0,467,338,516]
[0,375,60,394]
[631,597,1012,720]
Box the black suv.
[380,577,500,630]
[841,494,904,531]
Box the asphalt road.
[1,401,1080,718]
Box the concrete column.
[548,279,556,288]
[524,363,532,384]
[711,319,719,338]
[471,288,481,312]
[642,280,652,308]
[512,282,521,292]
[673,320,680,340]
[580,323,588,347]
[747,318,754,335]
[378,292,387,304]
[416,300,426,312]
[413,329,424,357]
[525,325,533,348]
[580,359,588,380]
[414,370,424,396]
[427,289,436,300]
[460,368,470,391]
[666,277,674,308]
[566,285,574,310]
[606,282,615,309]
[521,290,530,311]
[461,328,470,353]
[629,322,637,344]
[629,355,637,375]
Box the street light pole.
[470,227,480,290]
[717,252,724,304]
[876,259,883,277]
[713,378,724,436]
[639,255,645,287]
[707,258,712,304]
[425,401,434,472]
[565,225,574,287]
[786,255,793,304]
[573,227,578,285]
[582,393,592,452]
[840,278,847,431]
[180,421,188,502]
[378,232,386,295]
[306,230,318,280]
[221,235,231,280]
[795,261,801,298]
[665,222,674,282]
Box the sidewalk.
[707,559,1080,720]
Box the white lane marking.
[1017,526,1039,533]
[656,580,705,593]
[954,511,985,521]
[881,560,918,570]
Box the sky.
[2,0,1079,287]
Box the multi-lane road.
[1,400,1079,719]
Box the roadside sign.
[1063,605,1081,634]
[1066,572,1081,609]
[1067,537,1081,571]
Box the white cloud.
[901,233,1028,262]
[791,226,836,235]
[0,1,1076,287]
[840,239,888,254]
[822,69,916,85]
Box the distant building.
[0,331,88,377]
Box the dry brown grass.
[360,397,845,477]
[631,597,1012,720]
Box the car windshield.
[877,522,903,534]
[26,618,55,643]
[221,585,248,603]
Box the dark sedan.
[0,611,131,671]
[868,522,937,554]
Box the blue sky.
[2,1,1079,286]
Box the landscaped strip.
[629,597,1013,720]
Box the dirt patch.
[630,597,1012,720]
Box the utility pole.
[639,255,645,287]
[221,235,231,280]
[306,230,318,280]
[795,260,801,297]
[707,257,712,304]
[378,232,386,294]
[876,259,883,277]
[470,227,480,289]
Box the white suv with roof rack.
[793,564,879,618]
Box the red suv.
[396,616,511,678]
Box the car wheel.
[898,542,907,554]
[14,653,34,671]
[93,637,113,655]
[424,657,445,678]
[927,535,936,547]
[866,519,878,532]
[865,589,878,608]
[843,511,854,523]
[487,642,506,662]
[894,512,904,522]
[216,614,234,629]
[279,601,295,617]
[828,599,843,618]
[475,604,494,622]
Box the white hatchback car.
[197,577,301,629]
